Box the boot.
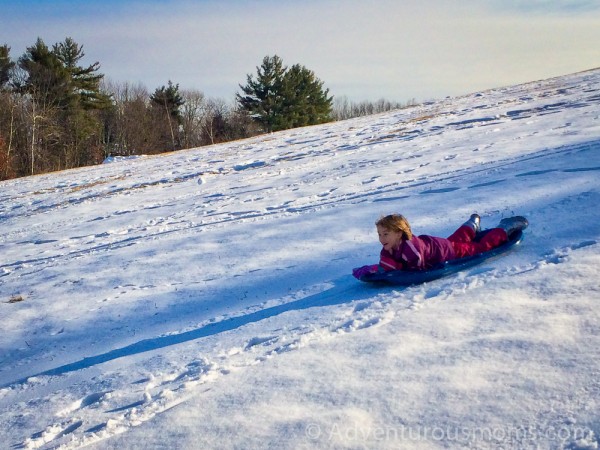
[463,213,481,234]
[498,216,528,237]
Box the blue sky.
[2,0,599,102]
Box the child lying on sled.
[352,213,528,279]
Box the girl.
[352,214,528,278]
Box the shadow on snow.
[3,276,383,388]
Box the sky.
[1,0,600,103]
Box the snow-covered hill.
[1,69,599,449]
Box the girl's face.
[377,225,404,252]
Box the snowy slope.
[1,69,599,449]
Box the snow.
[1,68,599,449]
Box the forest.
[0,38,411,181]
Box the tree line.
[1,38,411,181]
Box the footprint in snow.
[419,187,461,195]
[244,335,279,350]
[24,419,84,448]
[469,179,506,189]
[58,391,112,416]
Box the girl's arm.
[379,250,404,271]
[400,239,424,270]
[380,240,424,271]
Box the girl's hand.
[352,265,379,279]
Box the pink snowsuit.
[379,225,508,271]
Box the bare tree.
[101,79,165,156]
[201,98,229,145]
[332,96,416,121]
[0,91,18,179]
[180,88,206,149]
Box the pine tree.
[237,55,287,132]
[18,38,72,109]
[51,38,111,167]
[17,38,110,172]
[151,80,184,151]
[0,45,15,90]
[18,38,110,112]
[52,37,111,110]
[281,64,333,129]
[237,55,332,133]
[151,81,183,120]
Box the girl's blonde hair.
[376,214,413,240]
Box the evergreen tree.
[237,55,287,132]
[52,37,111,110]
[18,38,72,109]
[18,37,110,111]
[281,64,332,129]
[52,38,111,167]
[237,55,332,132]
[151,80,184,150]
[17,37,110,172]
[151,80,183,120]
[0,45,15,90]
